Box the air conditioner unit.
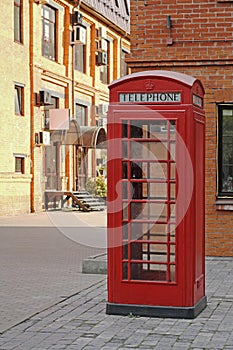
[98,38,108,52]
[99,104,108,115]
[71,11,82,25]
[96,51,107,66]
[98,26,107,39]
[38,90,52,106]
[39,131,50,145]
[97,118,103,127]
[71,25,86,45]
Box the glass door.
[121,119,177,283]
[45,141,60,190]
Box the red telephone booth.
[106,70,207,318]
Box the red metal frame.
[107,71,206,318]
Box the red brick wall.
[128,0,233,256]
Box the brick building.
[127,0,233,256]
[0,0,130,215]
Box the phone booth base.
[107,71,207,319]
[107,296,207,319]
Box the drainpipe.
[71,0,82,190]
[71,0,82,116]
[29,0,35,212]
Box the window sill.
[42,56,58,63]
[215,198,233,211]
[14,40,24,45]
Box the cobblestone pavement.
[0,257,232,350]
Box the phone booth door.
[122,117,177,283]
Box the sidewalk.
[0,257,232,349]
[0,211,106,334]
[0,212,233,349]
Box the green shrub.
[95,176,107,197]
[86,176,107,197]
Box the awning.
[80,126,107,148]
[49,120,107,148]
[64,119,82,145]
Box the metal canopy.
[80,126,106,148]
[49,120,107,148]
[64,119,82,145]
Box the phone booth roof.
[109,70,205,93]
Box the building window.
[100,41,110,84]
[14,0,22,43]
[44,96,59,129]
[121,49,129,77]
[74,44,86,73]
[75,104,87,125]
[218,105,233,196]
[14,84,24,116]
[42,5,57,60]
[15,156,25,174]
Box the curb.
[82,253,107,274]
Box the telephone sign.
[119,92,181,103]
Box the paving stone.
[0,248,232,350]
[172,341,192,350]
[99,346,120,350]
[191,331,213,348]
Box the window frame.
[75,104,87,126]
[41,4,57,61]
[121,48,129,77]
[15,156,25,174]
[14,0,23,43]
[74,43,87,73]
[14,84,24,116]
[218,104,233,197]
[100,40,110,84]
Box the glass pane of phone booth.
[122,120,176,283]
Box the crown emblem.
[145,80,154,91]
